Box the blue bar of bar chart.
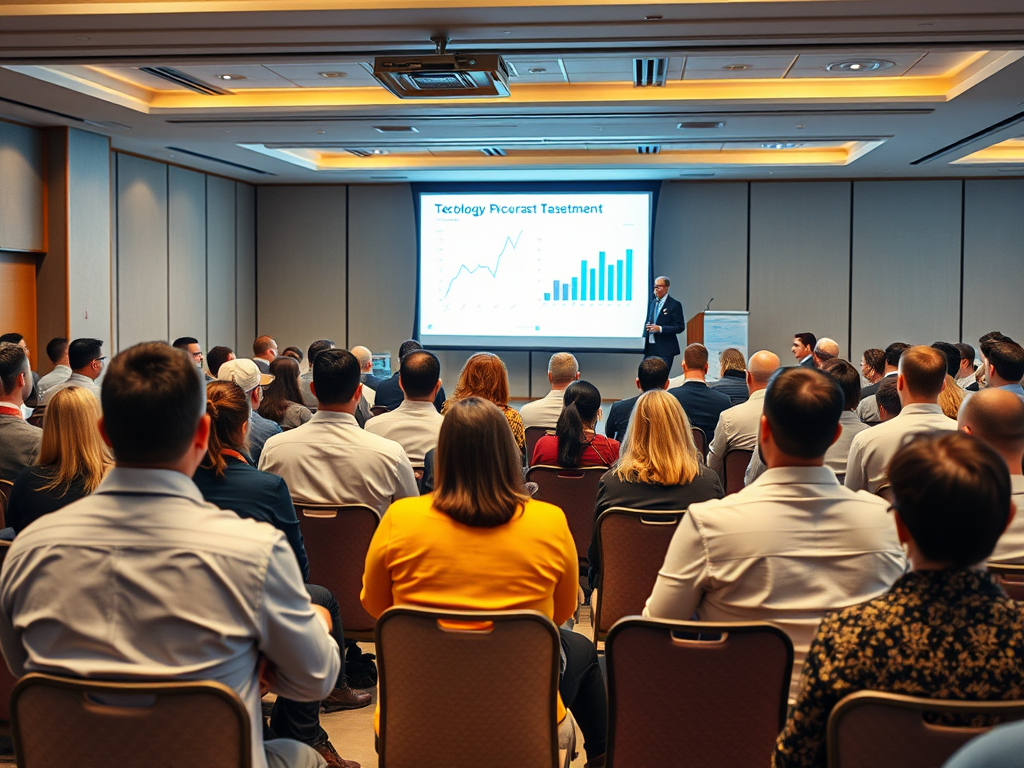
[580,261,587,300]
[607,266,614,299]
[616,260,623,301]
[571,278,578,300]
[598,251,606,300]
[553,280,560,300]
[545,250,636,301]
[589,269,596,300]
[626,250,633,300]
[544,292,551,301]
[562,284,569,301]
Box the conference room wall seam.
[745,182,751,313]
[847,180,854,359]
[958,179,966,343]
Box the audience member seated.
[218,358,281,465]
[352,345,383,391]
[588,389,723,588]
[604,357,669,442]
[173,336,210,380]
[707,350,779,478]
[645,367,907,700]
[792,332,816,368]
[532,380,619,468]
[773,432,1024,768]
[667,343,732,444]
[519,352,580,428]
[193,381,371,720]
[709,347,749,406]
[0,342,41,482]
[812,337,839,369]
[0,333,38,409]
[206,344,235,378]
[282,346,303,363]
[955,342,978,391]
[943,721,1024,768]
[364,350,444,466]
[875,376,902,421]
[846,346,958,493]
[977,331,1013,389]
[442,351,525,452]
[302,340,336,410]
[375,340,446,412]
[259,349,417,514]
[986,340,1024,403]
[260,356,314,430]
[42,337,104,404]
[958,388,1024,564]
[857,341,908,424]
[939,374,966,419]
[6,387,111,535]
[361,397,608,767]
[932,341,962,380]
[252,334,278,374]
[860,348,885,390]
[34,336,71,403]
[0,342,346,768]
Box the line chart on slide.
[442,231,524,300]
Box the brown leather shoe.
[321,683,371,712]
[312,739,360,768]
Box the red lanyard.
[221,449,249,465]
[0,405,23,419]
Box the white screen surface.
[418,192,652,350]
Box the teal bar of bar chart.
[543,248,635,302]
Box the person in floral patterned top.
[774,431,1024,768]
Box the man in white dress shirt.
[706,350,779,478]
[959,388,1024,563]
[34,337,71,402]
[259,348,417,515]
[0,342,347,768]
[845,345,958,493]
[41,337,104,404]
[365,350,444,465]
[519,352,579,428]
[986,340,1024,403]
[644,366,907,700]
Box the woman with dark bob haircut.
[361,397,608,766]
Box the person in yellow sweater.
[361,396,607,767]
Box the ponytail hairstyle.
[202,380,251,478]
[555,380,602,468]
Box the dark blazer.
[668,380,732,444]
[709,369,749,406]
[604,394,640,442]
[361,373,384,390]
[642,294,685,359]
[859,380,880,402]
[798,356,816,369]
[374,372,446,413]
[253,357,270,374]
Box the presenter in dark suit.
[643,276,686,371]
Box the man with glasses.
[173,336,212,381]
[41,338,104,404]
[643,275,685,371]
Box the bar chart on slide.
[543,249,634,303]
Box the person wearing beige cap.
[218,358,281,465]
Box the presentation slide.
[418,191,652,351]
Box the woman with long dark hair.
[531,380,619,468]
[258,355,312,430]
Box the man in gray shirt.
[0,342,41,482]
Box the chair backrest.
[376,606,560,768]
[827,691,1024,768]
[0,478,12,526]
[691,427,707,459]
[370,405,389,417]
[11,673,251,768]
[525,465,607,562]
[0,542,15,720]
[875,484,892,501]
[525,426,555,466]
[295,502,380,641]
[593,508,686,641]
[722,449,753,495]
[988,562,1024,601]
[606,617,793,768]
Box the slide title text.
[434,202,605,217]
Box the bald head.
[898,345,947,403]
[814,338,839,360]
[959,388,1024,473]
[747,350,781,392]
[351,345,373,373]
[548,352,580,387]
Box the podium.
[686,311,749,379]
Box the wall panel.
[168,166,207,347]
[235,182,256,353]
[0,252,36,352]
[962,180,1024,350]
[116,154,168,347]
[0,120,44,252]
[67,129,112,343]
[749,182,851,361]
[850,181,962,357]
[206,176,236,349]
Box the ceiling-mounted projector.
[373,52,511,99]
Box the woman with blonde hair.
[441,351,525,451]
[6,386,112,534]
[938,373,966,420]
[362,397,607,766]
[587,388,723,587]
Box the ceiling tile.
[786,53,924,78]
[683,55,797,80]
[172,64,296,89]
[263,63,379,86]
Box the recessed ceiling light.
[825,60,895,73]
[372,149,389,155]
[374,126,418,133]
[216,74,247,81]
[529,68,547,74]
[762,142,802,149]
[722,64,751,71]
[318,71,348,79]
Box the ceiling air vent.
[140,67,232,96]
[633,58,668,88]
[678,121,726,129]
[373,126,419,133]
[346,149,372,157]
[480,147,507,156]
[637,145,661,154]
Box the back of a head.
[955,343,976,370]
[931,341,961,377]
[863,348,885,377]
[556,380,602,468]
[398,339,423,362]
[719,348,746,374]
[399,350,440,399]
[172,336,199,351]
[281,346,303,362]
[0,333,23,346]
[38,385,108,493]
[253,335,275,357]
[821,358,861,409]
[68,338,103,371]
[637,357,669,391]
[204,380,251,477]
[46,337,68,364]
[0,342,28,397]
[900,345,948,399]
[266,355,303,403]
[312,348,360,405]
[889,432,1011,568]
[814,338,839,362]
[350,344,372,369]
[959,387,1024,459]
[876,377,902,417]
[454,352,510,406]
[617,388,698,486]
[794,332,816,350]
[102,342,204,465]
[988,340,1024,384]
[683,343,709,370]
[547,352,579,385]
[764,367,844,459]
[980,331,1013,359]
[307,339,335,369]
[884,341,911,369]
[206,346,234,378]
[433,397,527,528]
[748,350,781,385]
